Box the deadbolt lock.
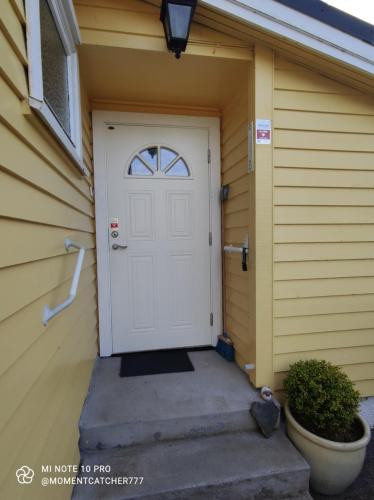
[111,230,119,238]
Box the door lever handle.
[112,243,128,250]
[242,247,248,272]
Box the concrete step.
[79,351,263,451]
[73,430,311,500]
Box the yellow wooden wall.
[74,0,251,61]
[221,81,256,372]
[273,55,374,396]
[0,1,97,498]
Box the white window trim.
[25,0,87,175]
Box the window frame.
[126,145,192,179]
[25,0,87,175]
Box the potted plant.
[283,359,371,495]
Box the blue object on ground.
[216,333,235,362]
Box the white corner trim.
[93,111,222,357]
[49,0,81,53]
[200,0,374,75]
[25,0,43,102]
[29,96,87,175]
[92,114,113,356]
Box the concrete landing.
[80,351,262,450]
[73,430,311,500]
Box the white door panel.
[106,124,211,353]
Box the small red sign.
[110,217,119,229]
[255,119,272,145]
[256,130,271,141]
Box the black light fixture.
[160,0,197,59]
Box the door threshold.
[111,345,214,357]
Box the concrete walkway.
[74,430,311,500]
[79,350,263,450]
[74,350,311,499]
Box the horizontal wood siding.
[0,2,97,498]
[222,84,255,370]
[74,0,252,60]
[273,55,374,396]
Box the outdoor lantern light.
[160,0,197,59]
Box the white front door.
[105,123,212,353]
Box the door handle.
[112,243,128,250]
[242,247,248,272]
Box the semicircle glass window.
[128,146,190,177]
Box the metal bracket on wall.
[223,245,249,272]
[248,122,254,172]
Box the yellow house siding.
[195,4,374,96]
[74,0,252,60]
[273,55,374,396]
[222,85,255,369]
[0,2,97,498]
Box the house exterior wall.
[273,55,374,397]
[0,2,97,498]
[74,0,251,62]
[1,4,373,500]
[75,0,257,370]
[221,82,256,372]
[73,0,374,397]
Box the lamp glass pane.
[168,4,191,39]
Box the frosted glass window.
[40,0,70,137]
[26,0,83,170]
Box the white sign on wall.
[256,119,272,144]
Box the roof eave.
[200,0,374,76]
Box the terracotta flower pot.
[285,402,371,495]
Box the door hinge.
[209,232,212,246]
[208,148,211,164]
[210,313,214,326]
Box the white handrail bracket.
[43,238,86,326]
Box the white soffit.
[200,0,374,75]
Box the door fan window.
[128,147,190,177]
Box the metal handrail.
[43,238,86,326]
[224,245,249,271]
[223,245,248,254]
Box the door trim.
[93,111,222,356]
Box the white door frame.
[93,111,222,356]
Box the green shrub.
[283,359,360,442]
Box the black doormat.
[120,349,195,377]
